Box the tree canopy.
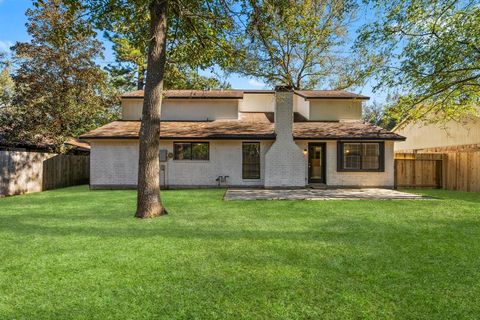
[229,0,369,89]
[92,0,238,91]
[0,53,14,108]
[0,0,118,150]
[357,0,480,124]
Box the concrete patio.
[224,188,430,201]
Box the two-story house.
[80,87,405,189]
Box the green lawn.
[1,187,479,319]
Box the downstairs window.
[337,142,384,172]
[173,142,209,160]
[242,142,260,179]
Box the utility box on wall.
[159,149,168,162]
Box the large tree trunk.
[135,0,168,218]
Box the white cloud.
[0,40,13,53]
[248,79,265,88]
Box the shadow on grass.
[1,211,479,244]
[400,188,480,204]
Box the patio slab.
[224,188,430,201]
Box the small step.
[308,183,327,189]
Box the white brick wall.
[265,91,306,187]
[296,140,395,187]
[90,139,395,188]
[90,140,273,188]
[90,140,139,188]
[163,140,272,187]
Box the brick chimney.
[274,86,295,140]
[264,86,306,187]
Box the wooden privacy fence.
[0,151,89,196]
[395,151,480,192]
[42,154,89,190]
[443,151,480,192]
[395,153,443,188]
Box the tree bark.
[135,0,168,218]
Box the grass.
[0,187,479,319]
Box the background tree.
[0,52,14,108]
[362,101,397,130]
[0,0,118,150]
[230,0,370,89]
[103,3,232,91]
[357,0,480,124]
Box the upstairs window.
[242,142,260,179]
[337,142,384,172]
[174,142,209,160]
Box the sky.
[0,0,385,103]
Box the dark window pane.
[174,142,209,161]
[192,143,209,160]
[340,142,382,171]
[242,142,260,179]
[174,143,191,160]
[362,143,380,169]
[343,143,361,170]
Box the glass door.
[308,143,326,183]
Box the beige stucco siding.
[296,140,395,187]
[239,93,275,112]
[90,140,273,188]
[294,94,310,118]
[308,100,362,121]
[122,96,363,121]
[161,100,238,121]
[122,99,239,121]
[394,117,480,151]
[122,99,143,120]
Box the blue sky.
[0,0,384,103]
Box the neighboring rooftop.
[121,89,370,100]
[80,113,404,141]
[65,138,91,151]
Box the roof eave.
[121,96,243,100]
[82,135,405,141]
[293,136,405,141]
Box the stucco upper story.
[82,89,403,142]
[121,89,367,122]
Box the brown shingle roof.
[80,113,404,141]
[294,90,369,100]
[293,122,405,140]
[122,89,369,100]
[122,90,244,99]
[80,119,275,140]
